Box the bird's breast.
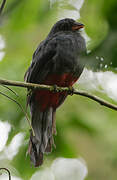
[35,73,78,111]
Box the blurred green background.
[0,0,117,179]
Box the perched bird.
[24,18,86,167]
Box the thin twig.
[0,0,6,15]
[73,90,117,111]
[1,84,18,97]
[0,91,35,136]
[0,78,117,112]
[0,168,11,180]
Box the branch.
[0,0,6,15]
[0,78,117,111]
[0,168,11,180]
[1,84,18,97]
[0,91,34,135]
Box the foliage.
[0,0,117,179]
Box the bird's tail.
[28,103,56,167]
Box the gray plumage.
[25,18,86,167]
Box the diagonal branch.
[0,90,35,136]
[73,90,117,111]
[0,78,117,111]
[1,84,18,97]
[0,0,6,15]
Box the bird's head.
[49,18,84,35]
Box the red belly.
[35,73,78,111]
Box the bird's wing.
[24,42,43,82]
[25,32,86,84]
[24,38,57,83]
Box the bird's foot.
[52,84,59,93]
[68,86,74,95]
[27,89,33,97]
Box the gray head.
[49,18,84,35]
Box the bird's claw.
[27,89,33,97]
[68,86,74,95]
[52,85,58,93]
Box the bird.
[24,18,86,167]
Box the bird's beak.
[72,22,84,31]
